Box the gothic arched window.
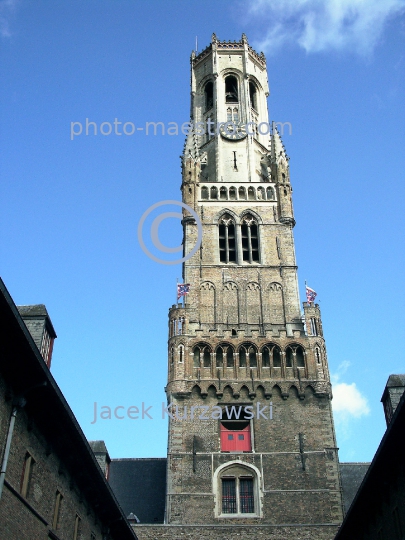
[204,81,214,111]
[216,463,260,516]
[262,344,281,368]
[226,346,234,367]
[241,215,260,263]
[179,345,184,363]
[225,75,238,103]
[239,343,257,368]
[216,346,224,367]
[193,343,211,368]
[249,82,258,110]
[219,214,236,264]
[201,186,209,200]
[285,345,305,368]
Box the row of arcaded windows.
[204,76,259,112]
[201,185,275,201]
[219,213,259,264]
[192,342,306,369]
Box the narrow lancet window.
[241,215,259,263]
[225,75,238,103]
[219,214,236,264]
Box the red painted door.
[220,423,251,451]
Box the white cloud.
[0,0,18,39]
[247,0,405,56]
[333,382,370,418]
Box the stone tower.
[165,34,343,536]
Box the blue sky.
[1,0,404,462]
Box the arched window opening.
[201,186,209,200]
[249,82,258,110]
[225,75,238,103]
[219,214,236,264]
[226,347,234,367]
[239,344,257,368]
[262,347,270,367]
[216,347,224,367]
[266,187,275,200]
[229,187,237,200]
[248,187,255,200]
[233,107,239,124]
[203,346,211,367]
[179,346,184,363]
[296,346,305,368]
[205,81,214,111]
[211,186,218,199]
[171,347,174,365]
[231,329,237,337]
[227,107,232,123]
[286,347,293,368]
[273,346,281,367]
[220,187,227,200]
[315,348,321,364]
[193,347,200,367]
[257,187,265,200]
[241,215,259,263]
[218,464,257,515]
[249,347,257,368]
[239,347,246,367]
[238,187,246,200]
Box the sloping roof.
[386,374,405,388]
[339,462,370,514]
[109,458,167,523]
[335,391,405,538]
[0,278,136,540]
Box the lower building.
[0,278,137,540]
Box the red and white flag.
[306,285,317,303]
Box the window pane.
[228,434,234,440]
[240,478,254,513]
[222,479,237,513]
[238,434,244,440]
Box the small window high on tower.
[225,75,238,103]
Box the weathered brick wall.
[0,376,105,540]
[133,524,340,540]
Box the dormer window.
[225,75,238,103]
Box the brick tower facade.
[164,34,343,535]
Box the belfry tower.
[165,34,343,536]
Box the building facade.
[0,279,137,540]
[134,34,344,539]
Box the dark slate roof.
[89,440,110,454]
[109,458,167,523]
[335,392,405,538]
[18,304,49,316]
[386,374,405,388]
[339,462,370,514]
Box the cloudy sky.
[1,0,404,462]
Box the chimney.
[88,440,111,480]
[17,304,57,368]
[381,374,405,426]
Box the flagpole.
[176,278,178,306]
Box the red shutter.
[220,424,251,451]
